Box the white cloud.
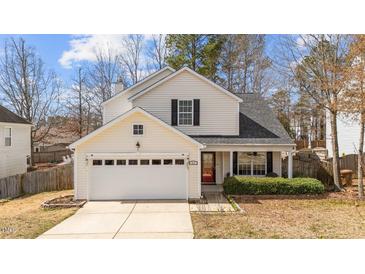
[60,34,157,69]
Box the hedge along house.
[69,66,295,200]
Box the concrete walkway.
[189,192,235,212]
[39,200,194,239]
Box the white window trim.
[178,99,194,126]
[132,123,144,136]
[4,126,12,147]
[237,152,267,176]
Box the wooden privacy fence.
[33,149,73,164]
[0,164,73,199]
[282,152,334,189]
[328,154,361,178]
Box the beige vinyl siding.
[102,69,173,124]
[128,68,173,97]
[75,112,201,199]
[133,71,239,135]
[0,123,31,178]
[103,92,132,124]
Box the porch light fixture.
[136,141,141,150]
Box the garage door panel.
[89,165,187,200]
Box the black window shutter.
[193,99,200,126]
[233,152,238,176]
[171,99,178,126]
[267,152,273,173]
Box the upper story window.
[178,100,193,125]
[133,124,144,135]
[4,127,11,146]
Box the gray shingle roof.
[190,93,294,145]
[0,105,32,124]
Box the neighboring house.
[326,112,361,158]
[70,66,295,200]
[0,105,32,179]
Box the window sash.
[133,124,143,135]
[178,100,193,125]
[237,152,266,176]
[4,127,11,146]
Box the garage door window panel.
[117,160,126,165]
[128,159,138,165]
[175,159,185,165]
[152,159,161,165]
[105,160,114,165]
[93,160,103,166]
[140,159,150,165]
[163,159,173,165]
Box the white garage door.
[88,155,188,200]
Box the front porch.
[200,145,295,186]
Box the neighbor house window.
[238,152,266,176]
[4,127,11,146]
[133,124,144,135]
[178,100,193,125]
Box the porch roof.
[190,93,294,146]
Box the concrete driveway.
[39,200,193,239]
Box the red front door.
[201,152,215,184]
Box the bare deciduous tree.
[88,46,121,125]
[147,34,167,71]
[0,38,61,165]
[283,34,351,190]
[66,67,95,138]
[120,34,144,85]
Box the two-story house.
[0,105,32,179]
[69,66,295,200]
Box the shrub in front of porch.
[223,176,325,195]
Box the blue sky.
[0,34,282,85]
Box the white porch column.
[288,151,293,179]
[230,151,233,176]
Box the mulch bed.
[41,195,86,208]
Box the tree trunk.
[358,114,365,199]
[330,110,342,191]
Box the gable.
[70,108,203,149]
[132,70,240,135]
[101,66,175,106]
[128,67,243,102]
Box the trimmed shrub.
[223,176,325,195]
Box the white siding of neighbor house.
[102,69,174,124]
[74,112,201,200]
[0,122,31,179]
[133,70,240,135]
[326,112,361,158]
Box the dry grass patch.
[192,194,365,239]
[0,190,78,239]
